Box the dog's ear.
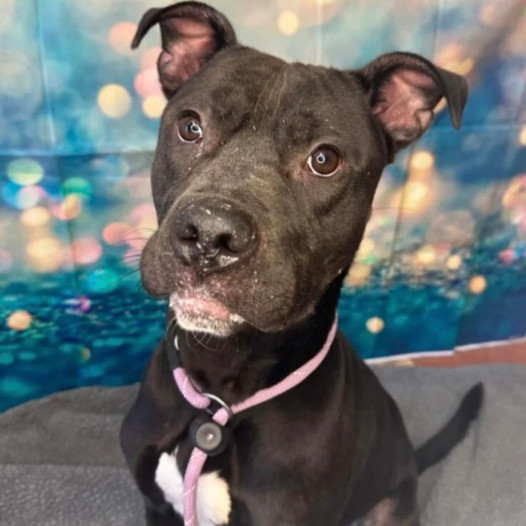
[132,1,237,97]
[357,52,468,158]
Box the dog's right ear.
[132,1,237,98]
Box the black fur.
[121,3,481,525]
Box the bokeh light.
[7,159,44,186]
[0,250,13,273]
[274,0,341,29]
[345,263,371,287]
[434,97,448,114]
[436,43,474,76]
[17,187,43,210]
[85,268,119,294]
[25,237,64,273]
[140,47,162,69]
[357,238,375,259]
[108,22,137,55]
[366,317,385,334]
[63,194,83,219]
[20,206,51,228]
[81,347,92,363]
[52,194,82,221]
[446,254,463,270]
[410,151,434,171]
[414,245,437,266]
[62,177,93,201]
[519,127,526,146]
[7,310,32,331]
[278,11,300,35]
[64,296,92,315]
[469,275,487,294]
[129,203,158,236]
[72,238,103,265]
[98,84,132,118]
[2,183,44,210]
[130,203,156,222]
[453,58,474,76]
[503,174,526,208]
[134,68,163,98]
[499,249,516,265]
[509,206,526,227]
[142,95,166,118]
[391,181,432,217]
[103,222,131,245]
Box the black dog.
[121,3,483,525]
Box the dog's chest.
[155,450,232,525]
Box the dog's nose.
[173,200,257,271]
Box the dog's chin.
[169,293,245,337]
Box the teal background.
[1,0,525,411]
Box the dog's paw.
[155,450,232,526]
[197,470,232,525]
[155,452,184,511]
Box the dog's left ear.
[357,52,468,158]
[132,1,237,98]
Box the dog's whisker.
[118,237,150,244]
[119,257,142,265]
[118,268,141,283]
[165,316,178,340]
[192,332,218,353]
[126,227,156,235]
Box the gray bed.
[1,364,525,525]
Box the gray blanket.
[1,364,525,525]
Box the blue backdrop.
[1,0,525,411]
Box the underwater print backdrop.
[0,0,525,411]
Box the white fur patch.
[169,292,245,337]
[174,309,239,337]
[155,451,232,526]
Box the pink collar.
[172,316,338,526]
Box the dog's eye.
[307,146,341,177]
[178,116,203,143]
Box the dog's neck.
[165,277,343,406]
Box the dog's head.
[133,1,467,336]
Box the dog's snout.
[173,200,257,271]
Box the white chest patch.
[155,450,232,526]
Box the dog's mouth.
[169,291,245,337]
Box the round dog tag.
[190,416,230,456]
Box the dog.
[120,2,483,525]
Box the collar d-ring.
[201,392,234,421]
